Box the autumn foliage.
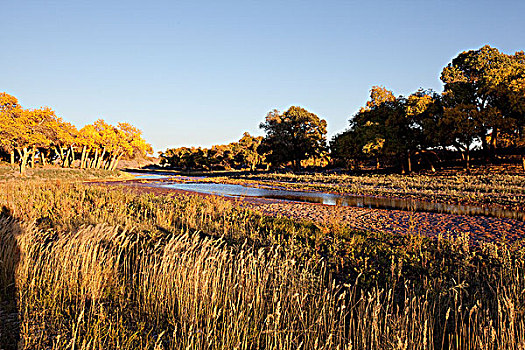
[0,93,152,173]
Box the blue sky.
[2,0,524,153]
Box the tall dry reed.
[1,221,523,349]
[0,180,524,349]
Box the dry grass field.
[0,169,524,349]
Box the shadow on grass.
[0,206,21,349]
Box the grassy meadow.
[0,169,524,349]
[0,165,134,182]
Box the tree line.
[160,106,328,171]
[161,45,525,173]
[0,93,152,173]
[332,45,525,173]
[160,132,265,171]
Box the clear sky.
[2,0,524,153]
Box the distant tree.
[498,50,525,169]
[113,122,153,170]
[46,114,78,167]
[330,129,365,169]
[0,92,152,172]
[78,124,103,169]
[440,45,525,161]
[0,93,21,165]
[363,85,396,110]
[160,132,265,171]
[235,132,264,171]
[12,109,50,174]
[76,120,151,170]
[440,101,482,171]
[405,89,445,171]
[346,87,415,171]
[260,106,327,170]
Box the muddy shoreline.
[94,180,525,243]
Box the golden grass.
[0,164,132,182]
[0,180,524,349]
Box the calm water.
[132,176,523,220]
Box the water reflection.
[147,180,523,220]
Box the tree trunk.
[428,156,436,173]
[376,157,380,170]
[522,155,525,172]
[40,150,47,166]
[30,146,36,168]
[70,145,76,166]
[481,131,488,163]
[18,148,30,174]
[53,147,60,164]
[112,154,119,170]
[96,148,106,169]
[93,149,99,169]
[107,155,115,171]
[63,148,71,168]
[85,149,92,168]
[465,149,471,174]
[407,151,412,173]
[489,127,498,162]
[10,151,14,165]
[54,146,64,166]
[111,153,123,171]
[80,146,87,169]
[59,146,65,165]
[292,159,299,172]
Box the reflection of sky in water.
[129,173,205,181]
[153,181,523,220]
[129,173,170,180]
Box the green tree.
[330,129,365,170]
[439,100,482,170]
[440,45,525,161]
[235,132,265,171]
[260,106,327,170]
[347,87,414,172]
[405,89,445,172]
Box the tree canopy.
[159,132,265,171]
[259,106,327,170]
[0,92,153,173]
[331,45,525,172]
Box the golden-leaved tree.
[0,92,153,173]
[0,93,21,165]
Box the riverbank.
[123,166,525,212]
[101,180,525,243]
[212,170,525,213]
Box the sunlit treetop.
[361,86,397,112]
[0,92,19,111]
